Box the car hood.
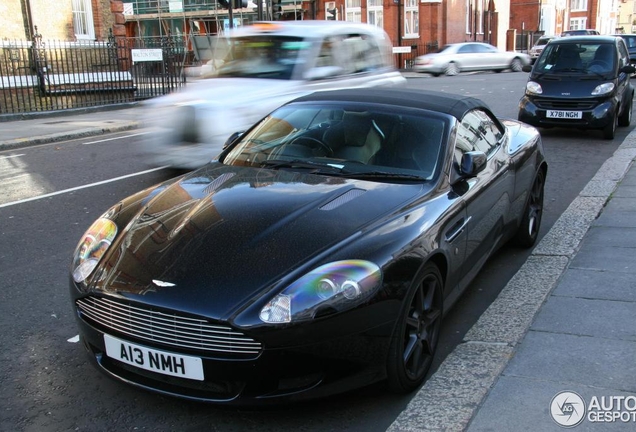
[530,74,615,97]
[88,164,427,320]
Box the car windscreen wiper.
[553,67,587,73]
[338,171,429,182]
[260,159,344,172]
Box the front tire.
[387,263,443,393]
[444,62,459,76]
[618,98,633,127]
[512,169,545,248]
[603,112,617,139]
[510,58,523,72]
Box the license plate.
[104,334,204,381]
[546,110,582,119]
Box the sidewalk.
[0,104,142,151]
[389,133,636,431]
[2,106,635,431]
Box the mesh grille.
[77,296,262,357]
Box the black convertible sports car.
[70,88,546,404]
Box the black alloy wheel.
[512,169,545,248]
[618,97,633,127]
[603,111,618,139]
[387,263,443,393]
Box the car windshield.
[222,102,448,182]
[534,42,616,74]
[210,36,311,80]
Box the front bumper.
[518,96,616,129]
[71,291,395,404]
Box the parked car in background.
[529,35,555,62]
[140,21,405,169]
[519,35,635,139]
[561,29,600,37]
[412,42,531,76]
[70,87,546,404]
[614,33,636,68]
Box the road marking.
[0,166,168,209]
[0,154,25,160]
[67,335,80,343]
[82,131,150,145]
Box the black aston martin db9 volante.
[70,88,546,404]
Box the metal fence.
[394,41,440,70]
[0,29,187,115]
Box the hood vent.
[320,188,366,211]
[203,172,236,195]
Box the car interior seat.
[376,119,442,175]
[325,112,384,163]
[592,44,615,69]
[554,45,583,69]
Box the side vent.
[203,172,236,194]
[319,188,366,211]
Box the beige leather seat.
[325,113,383,163]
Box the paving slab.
[553,268,636,302]
[467,375,636,432]
[503,331,636,392]
[569,245,636,273]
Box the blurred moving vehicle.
[412,42,531,76]
[561,29,600,37]
[518,35,635,139]
[141,21,405,169]
[529,35,555,63]
[70,87,546,404]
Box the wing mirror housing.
[223,131,243,149]
[460,151,487,178]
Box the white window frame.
[367,0,383,29]
[477,0,483,34]
[569,17,587,30]
[346,0,362,23]
[72,0,95,40]
[404,0,419,38]
[466,0,471,34]
[570,0,588,12]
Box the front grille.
[535,99,597,110]
[77,296,262,357]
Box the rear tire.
[510,58,523,72]
[386,263,443,393]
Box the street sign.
[131,49,163,63]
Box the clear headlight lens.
[592,82,615,95]
[526,81,543,95]
[259,260,382,324]
[72,218,117,283]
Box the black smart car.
[518,35,635,139]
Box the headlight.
[526,81,543,95]
[259,260,382,324]
[592,82,615,96]
[72,218,117,283]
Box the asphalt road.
[0,71,631,431]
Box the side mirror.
[460,151,487,178]
[621,64,636,74]
[522,64,533,73]
[223,131,243,149]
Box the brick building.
[2,0,122,41]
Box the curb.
[0,122,139,152]
[387,131,636,431]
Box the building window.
[570,0,588,12]
[367,0,383,28]
[570,18,587,30]
[346,0,362,22]
[72,0,95,40]
[404,0,419,38]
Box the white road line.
[82,131,150,145]
[0,154,25,160]
[0,166,168,209]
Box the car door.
[452,109,515,288]
[616,40,632,109]
[473,43,500,69]
[457,43,479,70]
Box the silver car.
[141,21,406,169]
[413,42,531,77]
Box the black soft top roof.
[290,88,489,121]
